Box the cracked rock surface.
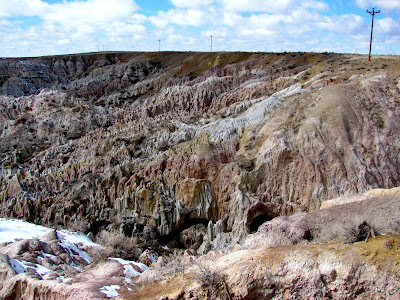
[1,51,400,298]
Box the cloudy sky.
[0,0,399,57]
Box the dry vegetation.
[95,229,141,260]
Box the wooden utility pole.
[367,7,380,61]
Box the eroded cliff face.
[1,52,400,253]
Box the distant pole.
[367,7,380,61]
[158,39,161,52]
[209,35,213,52]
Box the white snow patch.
[8,258,53,277]
[33,264,53,276]
[0,218,51,243]
[9,258,27,274]
[123,264,141,278]
[41,251,56,259]
[59,238,92,264]
[109,257,148,272]
[100,285,120,298]
[124,277,134,285]
[147,252,158,264]
[70,262,84,272]
[57,229,99,247]
[0,218,99,248]
[109,257,148,285]
[0,218,102,266]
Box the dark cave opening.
[158,218,209,249]
[89,219,111,236]
[249,213,273,233]
[178,217,209,232]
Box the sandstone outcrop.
[2,191,400,299]
[1,52,400,257]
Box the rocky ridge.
[1,52,400,251]
[1,51,400,298]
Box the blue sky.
[0,0,399,57]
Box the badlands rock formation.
[1,51,400,298]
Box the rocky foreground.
[1,51,400,298]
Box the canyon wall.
[1,52,400,252]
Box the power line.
[366,7,380,61]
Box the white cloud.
[219,0,295,12]
[170,0,215,8]
[355,0,400,12]
[44,0,139,27]
[105,21,146,38]
[149,8,212,27]
[0,0,48,17]
[301,1,329,11]
[0,0,399,57]
[57,39,70,46]
[316,14,364,34]
[0,19,12,26]
[377,17,400,34]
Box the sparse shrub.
[69,218,90,233]
[95,229,140,260]
[13,114,29,125]
[195,260,231,300]
[163,249,187,274]
[344,221,377,244]
[384,239,394,250]
[136,249,187,285]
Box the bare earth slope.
[1,51,400,298]
[1,52,400,249]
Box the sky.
[0,0,399,57]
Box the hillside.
[1,51,400,299]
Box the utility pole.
[158,39,161,52]
[209,35,213,52]
[367,7,380,61]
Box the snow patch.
[33,264,53,276]
[147,252,158,264]
[0,218,51,243]
[0,218,102,268]
[41,251,56,259]
[8,258,53,277]
[9,258,27,274]
[109,257,148,285]
[100,285,120,298]
[109,257,148,273]
[59,237,93,264]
